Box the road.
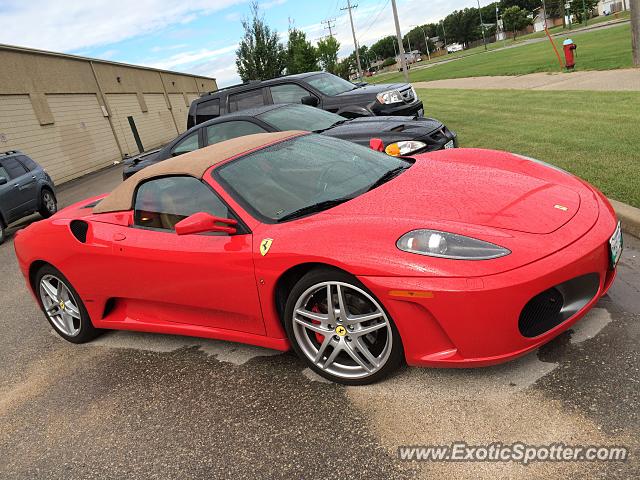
[0,167,638,479]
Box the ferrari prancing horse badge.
[260,238,274,256]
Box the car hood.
[336,148,582,235]
[263,148,601,278]
[322,116,442,144]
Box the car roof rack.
[1,150,19,156]
[201,80,262,97]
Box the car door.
[0,157,36,222]
[105,175,265,335]
[204,120,269,146]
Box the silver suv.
[0,151,57,244]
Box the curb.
[611,199,640,240]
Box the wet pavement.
[0,167,638,479]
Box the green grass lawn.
[371,23,632,84]
[418,88,640,208]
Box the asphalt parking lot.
[1,167,638,479]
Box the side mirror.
[369,138,385,152]
[175,212,237,236]
[0,176,7,186]
[300,95,319,107]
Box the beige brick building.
[0,44,217,184]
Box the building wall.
[0,45,216,185]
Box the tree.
[317,36,340,74]
[502,5,532,39]
[286,28,319,74]
[569,0,599,23]
[235,1,285,81]
[335,57,355,80]
[369,35,397,60]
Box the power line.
[357,0,391,41]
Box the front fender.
[335,105,374,118]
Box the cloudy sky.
[0,0,478,86]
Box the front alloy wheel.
[36,265,100,343]
[285,270,403,385]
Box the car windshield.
[306,73,358,96]
[257,104,346,132]
[216,134,411,223]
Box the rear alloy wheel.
[39,189,57,218]
[36,265,101,343]
[284,269,403,385]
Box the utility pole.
[416,25,431,60]
[391,0,409,81]
[542,0,549,29]
[632,0,640,66]
[341,0,363,80]
[477,0,487,50]
[321,18,336,38]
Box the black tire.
[0,219,5,245]
[283,268,404,385]
[34,264,101,343]
[38,188,57,218]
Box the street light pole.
[477,0,487,50]
[418,25,431,60]
[441,20,448,51]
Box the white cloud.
[0,0,245,52]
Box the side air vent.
[69,220,89,243]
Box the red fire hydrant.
[563,39,577,70]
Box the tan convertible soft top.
[93,131,305,214]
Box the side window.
[206,121,267,146]
[195,98,220,124]
[0,165,9,180]
[228,89,265,112]
[1,157,29,179]
[134,176,231,233]
[270,84,312,104]
[16,155,39,171]
[171,131,199,157]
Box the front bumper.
[358,212,618,367]
[373,100,424,117]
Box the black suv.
[187,72,423,129]
[0,151,57,244]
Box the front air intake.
[69,220,89,243]
[518,273,600,338]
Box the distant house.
[395,51,421,64]
[532,9,564,32]
[597,0,628,15]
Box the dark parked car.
[123,104,457,179]
[186,71,423,129]
[0,151,57,244]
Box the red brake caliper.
[311,305,325,344]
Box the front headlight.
[397,229,511,260]
[376,89,403,104]
[385,141,427,156]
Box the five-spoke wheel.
[36,265,100,343]
[285,269,402,385]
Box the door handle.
[113,233,127,241]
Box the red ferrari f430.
[14,131,622,384]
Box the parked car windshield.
[306,73,358,96]
[257,104,345,132]
[215,134,410,223]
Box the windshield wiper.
[313,119,350,133]
[277,195,355,222]
[367,165,408,192]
